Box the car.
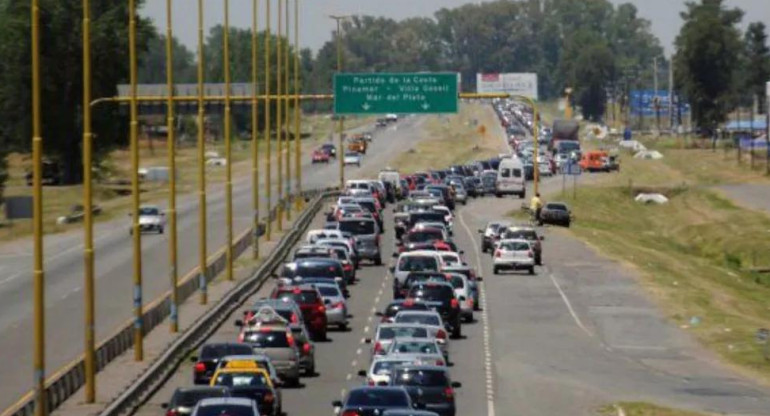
[239,323,302,387]
[493,239,536,275]
[314,282,349,330]
[321,143,337,158]
[405,211,448,234]
[364,323,431,357]
[190,397,260,416]
[477,221,510,253]
[332,386,418,416]
[337,218,382,265]
[443,273,473,322]
[312,148,330,163]
[392,310,449,357]
[451,184,468,205]
[382,337,446,367]
[376,299,433,323]
[437,252,464,268]
[430,206,453,232]
[161,386,230,416]
[406,282,462,338]
[209,363,281,416]
[270,285,328,341]
[479,170,497,195]
[191,343,255,385]
[358,356,418,386]
[501,226,543,266]
[464,177,481,198]
[441,264,481,311]
[131,205,166,235]
[390,251,444,297]
[496,157,526,198]
[538,160,553,177]
[214,355,282,387]
[398,227,447,253]
[540,202,572,227]
[353,196,384,231]
[316,237,360,269]
[388,365,461,416]
[344,151,362,167]
[279,258,347,296]
[321,245,357,283]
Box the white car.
[131,205,165,235]
[392,310,449,358]
[431,205,454,231]
[343,152,362,167]
[358,356,416,386]
[390,251,445,294]
[538,161,552,177]
[305,229,346,244]
[447,273,474,322]
[314,282,349,330]
[493,238,536,275]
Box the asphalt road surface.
[0,116,424,411]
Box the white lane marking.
[367,316,372,323]
[374,295,380,304]
[351,359,357,367]
[458,209,495,416]
[355,348,361,356]
[611,344,666,351]
[346,374,351,381]
[548,272,593,337]
[363,326,369,335]
[615,404,627,416]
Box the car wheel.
[528,267,535,275]
[495,193,502,198]
[493,266,499,275]
[158,226,164,234]
[374,257,382,266]
[339,322,348,331]
[452,324,461,339]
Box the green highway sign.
[334,72,458,115]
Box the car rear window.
[338,220,375,235]
[275,290,320,305]
[173,389,229,407]
[378,326,428,340]
[501,241,530,251]
[384,302,429,317]
[409,212,445,224]
[212,371,269,388]
[409,284,454,301]
[394,314,440,326]
[450,276,464,289]
[196,404,256,416]
[500,168,511,178]
[285,263,342,278]
[201,344,253,360]
[346,390,409,407]
[546,204,568,211]
[513,168,522,178]
[356,201,377,213]
[242,331,290,348]
[372,360,410,375]
[392,341,438,354]
[398,256,438,272]
[405,230,443,244]
[317,286,340,297]
[504,230,538,241]
[392,369,448,387]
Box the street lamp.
[329,14,351,190]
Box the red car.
[312,149,330,163]
[270,285,327,340]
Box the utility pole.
[668,54,674,130]
[329,15,350,190]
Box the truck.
[550,120,580,156]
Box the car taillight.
[317,304,326,313]
[287,332,295,348]
[194,363,206,373]
[494,250,502,258]
[237,332,244,342]
[436,359,445,366]
[343,263,353,271]
[332,301,345,309]
[444,386,455,400]
[367,379,375,386]
[528,251,534,258]
[436,329,447,340]
[341,411,360,416]
[302,343,311,355]
[166,409,178,416]
[467,298,474,308]
[290,313,299,324]
[263,393,274,403]
[450,298,459,309]
[374,341,382,353]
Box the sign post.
[334,73,458,115]
[561,161,582,199]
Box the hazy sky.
[140,0,770,56]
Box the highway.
[0,116,425,411]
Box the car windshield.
[242,331,290,348]
[212,372,269,388]
[392,341,438,354]
[378,326,428,340]
[395,314,440,326]
[139,207,159,216]
[346,390,409,407]
[391,369,448,387]
[338,220,375,235]
[398,256,438,272]
[195,405,256,416]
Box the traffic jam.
[161,105,550,416]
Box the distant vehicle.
[131,205,166,235]
[540,202,572,227]
[344,152,362,167]
[162,386,230,416]
[320,143,337,158]
[495,158,526,198]
[191,343,254,385]
[348,137,368,154]
[493,239,535,275]
[550,119,580,154]
[26,160,61,186]
[331,387,416,415]
[312,148,330,163]
[579,150,609,172]
[388,364,461,416]
[386,114,399,122]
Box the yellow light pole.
[224,0,234,281]
[128,0,144,362]
[564,87,573,120]
[251,0,260,259]
[165,0,179,332]
[31,0,46,414]
[263,0,272,241]
[329,15,349,190]
[284,0,291,222]
[81,0,96,403]
[276,0,284,232]
[514,95,540,196]
[197,0,208,304]
[293,0,302,211]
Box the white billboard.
[476,73,538,100]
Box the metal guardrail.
[2,188,338,416]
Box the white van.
[496,157,526,198]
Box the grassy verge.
[538,142,770,383]
[599,402,711,416]
[0,113,372,242]
[389,104,506,173]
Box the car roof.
[196,397,256,407]
[253,299,300,311]
[500,238,531,245]
[175,386,230,394]
[291,258,342,266]
[399,250,440,257]
[394,310,441,317]
[391,364,448,372]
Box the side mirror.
[451,381,462,388]
[324,298,332,304]
[161,404,169,409]
[459,250,465,255]
[477,229,483,233]
[540,236,545,241]
[389,266,396,273]
[234,319,244,327]
[377,381,389,386]
[374,311,384,317]
[476,276,483,281]
[189,356,198,363]
[332,400,343,408]
[459,296,466,302]
[391,253,398,258]
[357,370,367,377]
[364,338,372,344]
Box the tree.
[742,22,770,113]
[138,32,197,84]
[0,0,154,184]
[674,0,743,134]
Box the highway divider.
[1,188,338,416]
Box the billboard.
[476,73,538,100]
[629,90,690,117]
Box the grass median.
[599,402,711,416]
[540,142,770,384]
[389,103,507,173]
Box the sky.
[140,0,770,57]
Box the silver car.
[392,311,449,359]
[453,184,468,205]
[240,325,301,386]
[358,356,417,386]
[365,323,431,358]
[382,337,446,367]
[190,398,259,416]
[447,273,474,322]
[314,282,349,330]
[131,205,165,235]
